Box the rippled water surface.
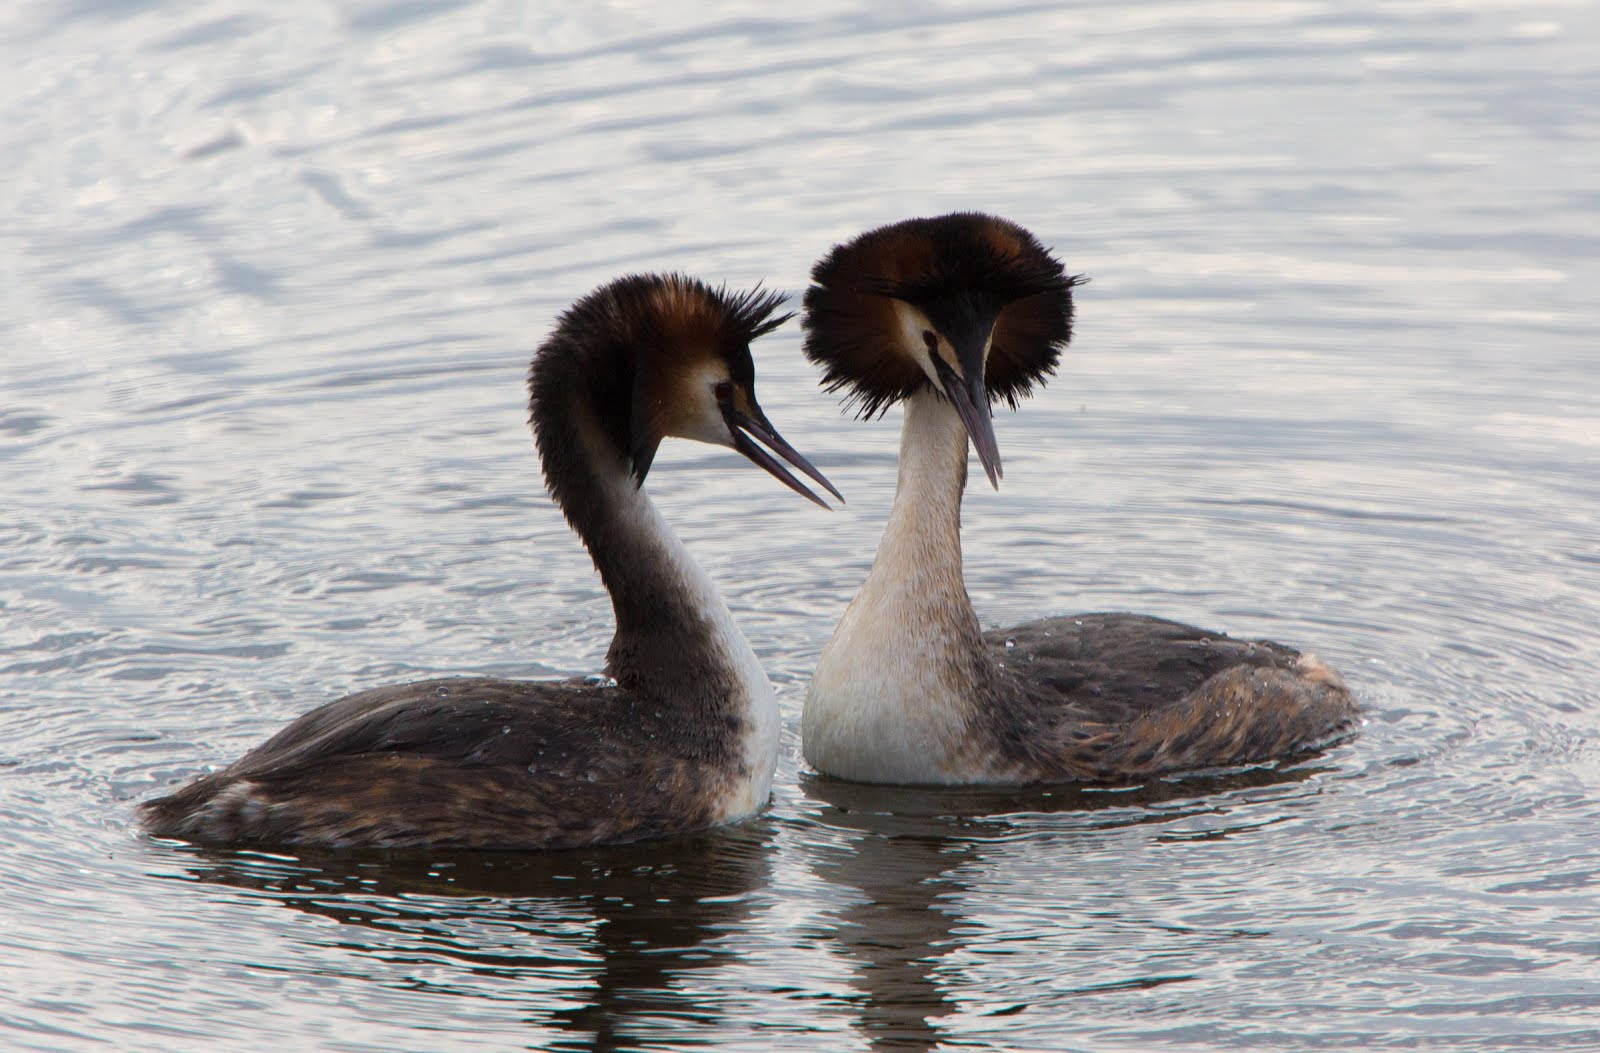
[4,1,1598,1050]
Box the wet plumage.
[800,213,1358,785]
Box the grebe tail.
[141,274,839,848]
[799,214,1357,785]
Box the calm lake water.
[4,1,1598,1050]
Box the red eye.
[713,380,733,401]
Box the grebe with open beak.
[142,274,840,848]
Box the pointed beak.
[931,324,1002,489]
[721,400,844,510]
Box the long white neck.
[803,387,990,783]
[558,423,780,818]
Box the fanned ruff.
[803,213,1085,418]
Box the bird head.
[802,213,1083,488]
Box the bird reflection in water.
[800,762,1333,1052]
[155,822,773,1052]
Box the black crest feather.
[528,274,791,498]
[722,283,795,344]
[803,213,1083,417]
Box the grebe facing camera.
[800,214,1357,786]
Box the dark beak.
[930,323,1002,489]
[722,401,844,510]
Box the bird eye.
[922,331,938,353]
[713,380,733,402]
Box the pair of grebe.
[141,215,1357,850]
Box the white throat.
[603,470,780,817]
[803,387,985,783]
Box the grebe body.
[800,214,1357,785]
[142,275,839,848]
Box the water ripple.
[2,1,1598,1050]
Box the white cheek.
[680,404,733,447]
[891,301,945,387]
[889,301,995,386]
[678,363,736,448]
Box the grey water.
[3,1,1598,1050]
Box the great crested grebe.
[141,274,841,849]
[800,213,1358,785]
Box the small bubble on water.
[435,686,450,697]
[585,771,598,782]
[1005,638,1016,650]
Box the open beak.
[722,401,843,510]
[930,323,1003,489]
